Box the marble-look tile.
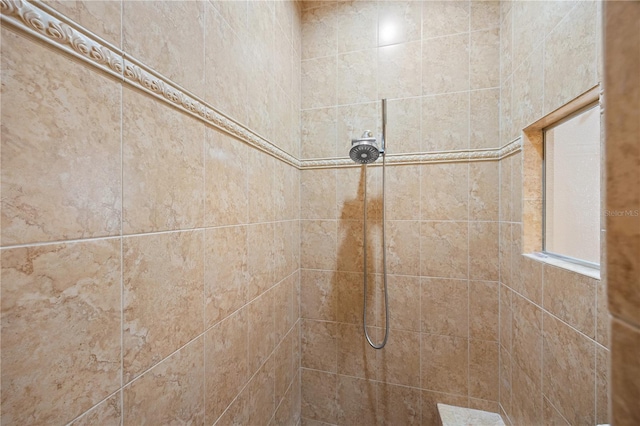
[384,98,421,154]
[122,88,204,234]
[467,399,500,415]
[388,275,421,332]
[1,241,121,425]
[204,4,248,123]
[421,92,470,151]
[511,1,545,70]
[500,157,513,222]
[204,309,249,425]
[301,319,337,372]
[204,225,247,328]
[500,75,515,145]
[500,284,513,353]
[421,333,469,395]
[543,396,570,425]
[544,1,597,114]
[43,0,122,47]
[385,165,420,220]
[247,222,275,300]
[377,329,420,387]
[421,162,469,221]
[301,220,337,271]
[469,340,499,401]
[69,393,121,426]
[301,369,338,424]
[499,223,512,289]
[247,150,275,223]
[123,231,204,382]
[543,314,596,425]
[423,33,470,95]
[512,46,543,131]
[469,161,500,221]
[273,273,297,341]
[1,30,121,245]
[377,1,421,46]
[301,107,338,159]
[420,221,469,279]
[543,264,597,339]
[123,0,204,95]
[596,281,609,347]
[471,1,500,31]
[210,0,247,34]
[274,369,300,426]
[336,375,377,425]
[302,169,337,220]
[596,345,609,425]
[336,271,375,325]
[301,269,337,321]
[337,220,364,273]
[274,331,296,414]
[205,128,248,227]
[510,154,523,223]
[336,102,379,156]
[422,1,469,39]
[421,390,468,426]
[511,361,542,426]
[471,29,500,90]
[302,4,337,59]
[469,221,500,281]
[511,253,543,306]
[499,345,512,418]
[611,319,640,425]
[123,337,204,425]
[302,56,337,109]
[511,294,542,389]
[378,41,421,99]
[421,277,469,338]
[386,221,420,276]
[470,281,499,341]
[377,382,421,426]
[248,289,276,373]
[337,49,377,105]
[336,0,377,53]
[470,88,500,149]
[500,8,513,82]
[337,322,378,380]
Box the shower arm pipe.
[362,99,390,349]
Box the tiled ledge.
[0,0,521,170]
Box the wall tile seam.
[0,0,300,168]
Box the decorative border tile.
[1,0,521,170]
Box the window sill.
[523,252,601,280]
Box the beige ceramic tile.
[500,8,513,82]
[301,319,337,372]
[611,319,640,425]
[469,222,499,281]
[378,41,422,99]
[471,1,500,31]
[273,221,297,287]
[247,150,275,223]
[512,254,543,306]
[500,157,513,222]
[421,390,468,426]
[422,1,469,39]
[337,49,378,105]
[510,153,523,223]
[0,241,121,425]
[386,221,420,276]
[204,225,247,328]
[123,231,204,382]
[499,223,512,287]
[421,162,469,220]
[205,128,248,227]
[422,33,470,95]
[543,396,570,426]
[301,220,337,270]
[302,56,337,109]
[500,75,515,145]
[384,98,421,154]
[274,330,296,412]
[421,93,470,151]
[123,337,204,425]
[511,294,542,388]
[245,355,276,425]
[44,0,122,47]
[336,0,377,53]
[301,269,337,321]
[337,322,378,380]
[470,88,500,149]
[377,382,421,426]
[337,167,365,220]
[421,277,468,338]
[596,281,609,347]
[301,369,338,424]
[302,4,337,59]
[512,46,543,131]
[301,169,337,220]
[470,29,500,90]
[500,285,513,353]
[543,264,597,339]
[385,165,420,220]
[469,161,499,221]
[248,289,276,373]
[337,220,365,273]
[273,273,297,341]
[1,30,121,245]
[337,102,379,156]
[377,329,420,387]
[122,87,204,234]
[204,309,249,425]
[470,281,499,341]
[301,107,338,159]
[511,1,545,70]
[210,0,247,34]
[544,2,597,114]
[510,360,542,426]
[596,345,609,425]
[421,333,469,395]
[123,1,204,95]
[336,375,377,425]
[543,314,596,425]
[469,340,499,401]
[69,393,121,426]
[377,1,421,46]
[499,345,513,418]
[247,222,275,300]
[336,271,375,325]
[387,275,421,332]
[420,221,469,279]
[274,369,300,426]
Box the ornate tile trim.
[1,0,521,170]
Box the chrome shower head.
[350,131,380,164]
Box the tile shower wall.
[1,1,301,424]
[499,1,608,425]
[299,1,502,424]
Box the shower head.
[350,131,380,164]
